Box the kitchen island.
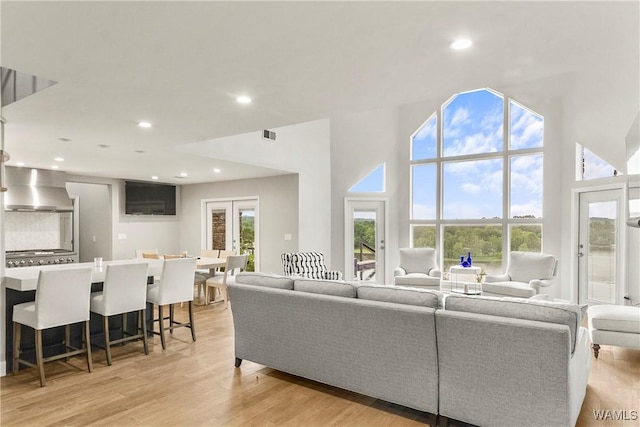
[3,259,165,372]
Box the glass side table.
[449,266,482,295]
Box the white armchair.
[393,248,441,290]
[482,251,557,298]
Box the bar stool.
[205,254,248,308]
[90,262,150,365]
[13,267,93,387]
[146,257,198,349]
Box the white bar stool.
[146,257,198,349]
[90,262,150,365]
[13,267,93,387]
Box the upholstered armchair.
[393,248,441,290]
[282,252,343,281]
[482,251,558,298]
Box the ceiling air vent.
[262,130,276,141]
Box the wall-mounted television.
[125,181,176,215]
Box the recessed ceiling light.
[151,176,159,180]
[135,150,145,154]
[54,157,64,162]
[16,162,25,167]
[450,39,473,50]
[51,165,59,169]
[98,144,110,148]
[213,168,221,173]
[180,172,188,177]
[58,137,71,142]
[138,121,152,128]
[236,96,252,104]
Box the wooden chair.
[136,249,158,259]
[142,252,160,259]
[205,254,248,309]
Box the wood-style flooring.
[1,302,638,426]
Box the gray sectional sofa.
[227,272,590,427]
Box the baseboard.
[0,360,6,377]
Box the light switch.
[284,233,292,241]
[92,235,96,242]
[118,233,127,240]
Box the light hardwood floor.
[1,303,638,426]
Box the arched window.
[410,88,544,274]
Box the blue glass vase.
[467,251,472,267]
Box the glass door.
[205,199,258,271]
[344,199,386,283]
[578,189,624,305]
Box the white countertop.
[3,257,226,292]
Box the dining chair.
[142,252,160,259]
[13,267,93,387]
[90,262,150,365]
[136,249,159,259]
[205,254,248,309]
[146,257,198,349]
[163,254,182,259]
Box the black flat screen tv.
[125,181,176,215]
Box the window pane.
[443,159,502,219]
[411,225,436,248]
[510,154,543,218]
[510,225,542,252]
[588,202,617,303]
[579,145,621,181]
[443,89,503,157]
[412,164,436,219]
[510,101,543,149]
[442,225,503,274]
[353,210,377,281]
[412,114,437,160]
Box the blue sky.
[411,89,544,220]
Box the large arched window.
[410,88,543,274]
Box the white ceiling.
[1,1,638,184]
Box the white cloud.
[450,107,470,127]
[412,203,437,220]
[511,107,543,149]
[460,182,483,194]
[511,202,542,218]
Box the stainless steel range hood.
[4,166,73,211]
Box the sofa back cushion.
[294,278,357,298]
[235,272,294,290]
[508,251,556,282]
[444,294,582,353]
[399,248,437,274]
[357,284,442,308]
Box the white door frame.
[344,197,389,284]
[572,184,626,305]
[201,196,260,271]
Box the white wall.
[66,182,111,262]
[178,119,332,263]
[66,175,181,260]
[180,174,298,274]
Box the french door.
[344,198,387,284]
[204,198,258,271]
[578,189,624,305]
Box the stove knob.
[39,260,45,265]
[7,261,14,267]
[59,257,66,264]
[66,258,74,263]
[20,260,26,266]
[28,259,34,265]
[53,258,59,264]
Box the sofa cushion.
[444,294,582,353]
[394,274,441,287]
[294,278,358,298]
[482,281,537,298]
[357,284,442,308]
[235,272,294,290]
[588,305,640,334]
